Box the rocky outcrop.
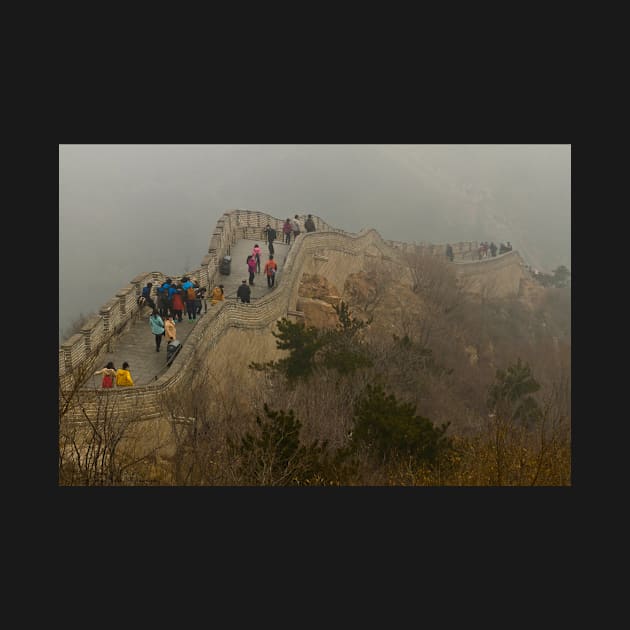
[296,297,340,329]
[298,273,342,306]
[297,274,343,329]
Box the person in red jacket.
[94,362,116,388]
[171,285,185,322]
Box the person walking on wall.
[445,243,454,262]
[252,243,262,273]
[171,285,185,322]
[210,284,225,305]
[247,254,257,285]
[94,362,117,388]
[195,284,207,315]
[292,214,302,240]
[180,276,194,322]
[304,214,316,233]
[283,218,292,245]
[164,315,176,342]
[150,309,165,352]
[264,223,277,256]
[490,242,497,257]
[180,276,192,292]
[140,282,156,310]
[116,362,134,386]
[185,283,197,322]
[157,278,172,318]
[264,254,278,288]
[237,280,251,303]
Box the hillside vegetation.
[59,250,570,486]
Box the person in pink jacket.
[247,254,257,285]
[252,243,262,273]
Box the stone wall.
[452,250,526,297]
[61,224,403,420]
[60,209,521,421]
[385,239,481,260]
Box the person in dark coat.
[140,282,156,310]
[490,242,497,257]
[304,214,316,232]
[445,243,454,262]
[264,223,277,256]
[195,285,207,315]
[157,278,172,318]
[237,280,251,303]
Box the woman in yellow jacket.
[210,284,225,305]
[116,362,134,386]
[164,316,177,341]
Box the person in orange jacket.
[164,316,177,342]
[264,255,278,288]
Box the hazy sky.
[59,144,570,340]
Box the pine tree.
[250,317,325,382]
[487,358,542,426]
[228,404,330,485]
[350,384,452,465]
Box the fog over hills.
[59,144,570,341]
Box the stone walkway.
[86,237,292,388]
[219,238,289,300]
[86,306,202,389]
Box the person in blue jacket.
[149,309,165,352]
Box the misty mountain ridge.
[59,145,569,340]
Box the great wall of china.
[59,209,526,422]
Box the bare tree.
[59,355,99,421]
[59,390,166,485]
[404,251,464,347]
[59,336,170,486]
[156,354,259,485]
